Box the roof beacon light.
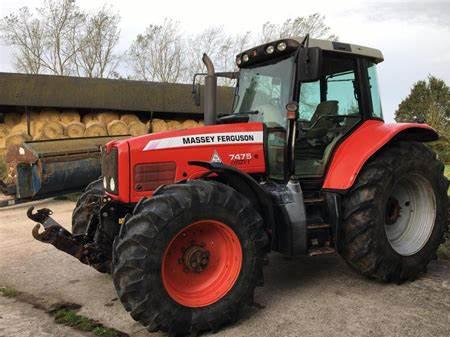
[266,45,275,54]
[277,42,287,52]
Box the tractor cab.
[231,37,384,181]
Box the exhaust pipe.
[202,53,217,125]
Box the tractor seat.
[302,100,339,139]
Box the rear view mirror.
[297,47,322,82]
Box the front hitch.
[28,206,107,267]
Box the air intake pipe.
[202,53,217,125]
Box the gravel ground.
[0,199,449,337]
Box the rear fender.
[323,120,438,191]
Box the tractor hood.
[104,122,266,203]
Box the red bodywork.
[106,122,266,203]
[323,120,438,191]
[106,119,438,203]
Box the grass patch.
[52,308,121,337]
[0,286,17,298]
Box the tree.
[396,76,450,135]
[73,6,120,78]
[185,28,251,84]
[260,13,337,43]
[396,76,450,162]
[0,0,121,78]
[128,18,184,82]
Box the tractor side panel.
[125,122,266,203]
[323,120,437,191]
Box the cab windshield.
[233,56,295,128]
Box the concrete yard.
[0,199,449,337]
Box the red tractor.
[29,36,448,336]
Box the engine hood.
[106,122,267,203]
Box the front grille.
[134,162,176,191]
[102,147,119,194]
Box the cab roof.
[236,37,384,68]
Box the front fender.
[323,120,438,191]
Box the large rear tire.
[72,179,111,273]
[341,141,448,283]
[112,180,268,335]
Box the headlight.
[110,177,116,192]
[236,57,242,65]
[242,54,249,62]
[103,176,108,189]
[277,42,287,51]
[266,45,274,54]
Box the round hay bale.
[128,121,148,136]
[42,121,64,139]
[40,110,60,122]
[166,120,183,130]
[98,112,119,125]
[4,113,23,126]
[107,120,129,136]
[0,124,9,138]
[32,120,46,139]
[10,122,28,134]
[60,111,80,125]
[65,122,86,138]
[82,113,98,124]
[20,111,41,123]
[85,121,107,137]
[120,114,141,125]
[182,120,198,129]
[5,132,32,148]
[150,119,168,133]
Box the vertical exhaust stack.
[202,53,217,125]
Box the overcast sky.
[1,0,450,121]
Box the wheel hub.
[182,245,210,273]
[385,197,401,225]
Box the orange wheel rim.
[161,220,242,308]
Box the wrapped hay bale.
[120,114,141,125]
[82,113,98,124]
[150,119,168,133]
[98,111,119,125]
[5,132,32,148]
[40,110,60,122]
[128,121,148,136]
[107,120,129,136]
[65,122,86,138]
[42,121,65,139]
[60,111,81,125]
[85,121,107,137]
[4,113,23,126]
[182,120,198,129]
[166,120,183,130]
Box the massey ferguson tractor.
[29,36,448,336]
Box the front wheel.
[341,141,448,283]
[112,180,268,335]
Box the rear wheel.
[341,141,448,283]
[112,180,268,335]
